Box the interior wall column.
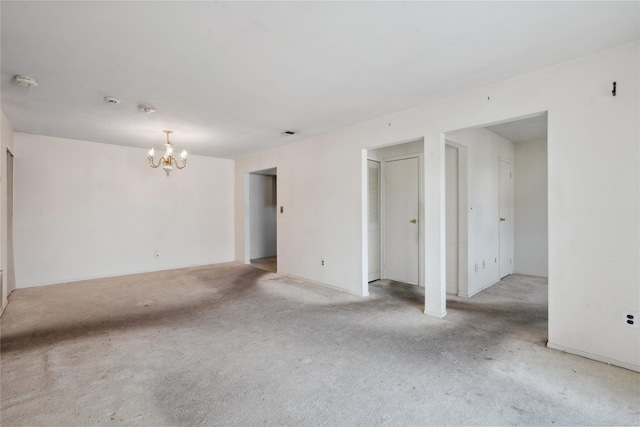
[423,132,446,317]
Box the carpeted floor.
[1,263,638,426]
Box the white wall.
[445,127,514,296]
[13,133,235,287]
[249,173,277,259]
[367,139,423,161]
[235,42,639,370]
[514,138,548,277]
[1,110,15,313]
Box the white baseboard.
[547,342,640,373]
[424,309,447,318]
[283,273,369,297]
[460,278,500,298]
[15,259,236,289]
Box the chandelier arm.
[174,158,188,170]
[147,131,187,175]
[148,157,162,168]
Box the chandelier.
[147,130,187,177]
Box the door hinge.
[510,259,512,265]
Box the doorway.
[486,114,548,279]
[443,112,549,344]
[248,168,277,273]
[365,139,424,297]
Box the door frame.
[380,153,424,287]
[5,149,15,302]
[367,159,381,282]
[444,140,469,297]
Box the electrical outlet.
[155,249,160,258]
[482,260,485,268]
[321,259,325,266]
[474,264,478,272]
[622,311,638,328]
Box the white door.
[445,145,459,294]
[368,160,381,282]
[499,159,512,278]
[384,157,419,285]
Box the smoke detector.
[104,96,121,104]
[138,104,156,113]
[14,75,38,88]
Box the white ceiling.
[1,2,638,159]
[485,114,548,143]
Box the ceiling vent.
[14,75,38,87]
[138,104,156,113]
[104,96,121,104]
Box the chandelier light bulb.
[181,150,188,159]
[148,147,155,157]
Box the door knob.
[410,219,417,224]
[500,217,506,222]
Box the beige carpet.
[1,263,638,426]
